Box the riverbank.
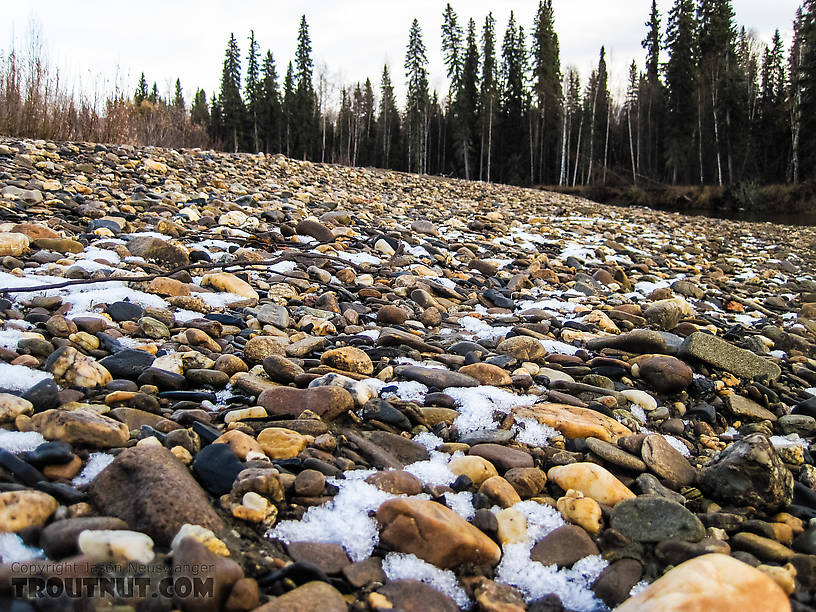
[547,182,816,226]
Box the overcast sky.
[1,1,803,108]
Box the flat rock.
[610,495,705,542]
[468,443,534,472]
[585,437,648,472]
[680,331,782,381]
[397,365,480,389]
[257,581,347,612]
[257,386,354,420]
[30,409,129,448]
[286,541,351,574]
[515,404,633,443]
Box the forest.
[2,0,816,191]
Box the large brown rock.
[376,498,501,569]
[616,553,790,612]
[127,235,189,267]
[89,445,223,546]
[30,409,129,448]
[257,386,354,421]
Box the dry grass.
[0,28,209,148]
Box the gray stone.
[679,332,781,381]
[610,495,705,542]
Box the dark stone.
[106,301,145,322]
[641,434,697,487]
[192,443,244,497]
[99,349,155,380]
[592,558,643,608]
[22,441,73,467]
[137,367,187,390]
[361,399,411,430]
[610,495,705,542]
[530,525,599,568]
[0,448,46,485]
[39,516,128,558]
[397,365,480,389]
[468,444,534,472]
[699,433,793,513]
[22,378,60,411]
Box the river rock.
[548,463,636,506]
[497,336,547,361]
[515,404,633,443]
[89,445,223,545]
[530,524,599,567]
[680,331,782,381]
[641,434,697,487]
[0,490,58,532]
[610,495,705,542]
[30,409,129,447]
[45,346,112,387]
[616,553,790,611]
[127,235,189,267]
[258,386,354,420]
[320,346,373,375]
[376,498,501,568]
[700,433,793,513]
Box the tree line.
[133,0,816,186]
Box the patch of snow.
[72,452,115,486]
[513,416,558,447]
[383,553,471,609]
[412,432,444,451]
[0,429,46,453]
[444,386,537,436]
[0,533,44,563]
[337,251,381,265]
[662,435,691,457]
[494,500,607,611]
[0,362,53,392]
[459,316,512,342]
[380,380,428,403]
[404,450,459,486]
[270,476,394,562]
[443,491,475,520]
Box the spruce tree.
[377,64,400,169]
[798,0,816,178]
[219,33,244,152]
[500,12,526,184]
[479,13,497,181]
[294,15,317,159]
[190,89,209,127]
[260,51,282,154]
[531,0,562,184]
[135,73,148,105]
[282,61,295,157]
[441,4,464,90]
[641,0,664,178]
[453,18,479,180]
[759,31,786,182]
[405,19,430,173]
[664,0,697,183]
[173,78,184,110]
[245,30,261,152]
[149,82,159,105]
